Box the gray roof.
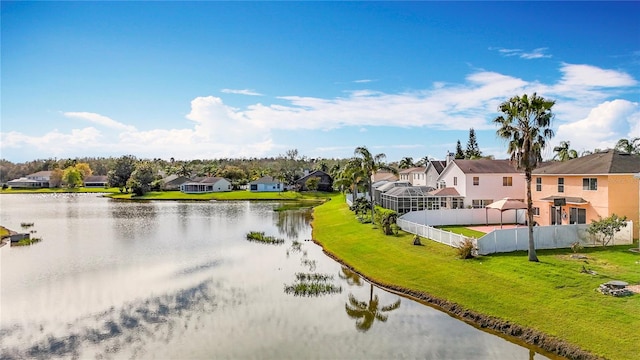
[533,150,640,175]
[250,176,281,184]
[453,159,521,174]
[199,177,227,184]
[84,175,108,182]
[429,161,447,174]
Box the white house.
[249,176,283,192]
[398,167,427,186]
[7,170,52,188]
[436,159,525,208]
[180,177,232,193]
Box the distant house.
[398,167,427,186]
[7,171,52,188]
[295,170,333,192]
[531,150,640,238]
[372,170,398,183]
[180,177,232,193]
[436,159,525,208]
[83,175,108,188]
[161,175,191,191]
[249,176,283,192]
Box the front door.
[550,206,562,225]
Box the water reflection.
[273,208,312,238]
[0,279,243,360]
[339,266,364,287]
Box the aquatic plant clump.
[284,272,342,297]
[245,231,285,245]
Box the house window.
[453,177,457,186]
[471,199,493,209]
[557,178,564,193]
[502,177,513,186]
[535,177,542,191]
[439,180,446,189]
[250,184,258,191]
[473,177,479,186]
[569,207,587,224]
[532,207,540,216]
[582,178,597,190]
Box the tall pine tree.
[454,140,465,159]
[465,128,482,159]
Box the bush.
[349,197,371,216]
[456,238,476,259]
[587,214,628,246]
[374,206,398,235]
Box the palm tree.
[345,284,401,332]
[552,141,578,161]
[494,93,555,262]
[615,137,640,155]
[398,157,415,169]
[354,146,397,223]
[334,158,366,202]
[415,156,431,167]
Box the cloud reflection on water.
[0,279,244,360]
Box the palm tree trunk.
[369,180,375,223]
[525,171,539,262]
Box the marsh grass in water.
[284,272,342,297]
[245,231,285,245]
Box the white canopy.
[485,198,528,228]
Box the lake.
[0,194,557,359]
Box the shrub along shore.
[311,194,639,360]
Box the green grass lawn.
[312,194,639,360]
[437,225,487,238]
[1,187,121,194]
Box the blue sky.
[2,1,639,163]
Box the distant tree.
[455,140,465,159]
[62,166,83,188]
[75,163,93,179]
[49,168,64,188]
[615,137,640,155]
[107,155,137,192]
[316,161,329,172]
[415,156,431,166]
[305,177,320,191]
[127,161,156,196]
[465,128,482,159]
[176,163,192,178]
[587,214,628,246]
[398,157,415,169]
[494,93,555,262]
[552,141,578,161]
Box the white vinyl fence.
[396,219,473,248]
[400,208,526,226]
[397,219,634,255]
[476,221,634,255]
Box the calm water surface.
[0,194,556,359]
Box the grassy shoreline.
[311,194,639,360]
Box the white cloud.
[64,112,137,132]
[557,63,637,88]
[353,79,374,83]
[554,99,640,153]
[2,63,637,161]
[493,47,552,59]
[221,88,263,96]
